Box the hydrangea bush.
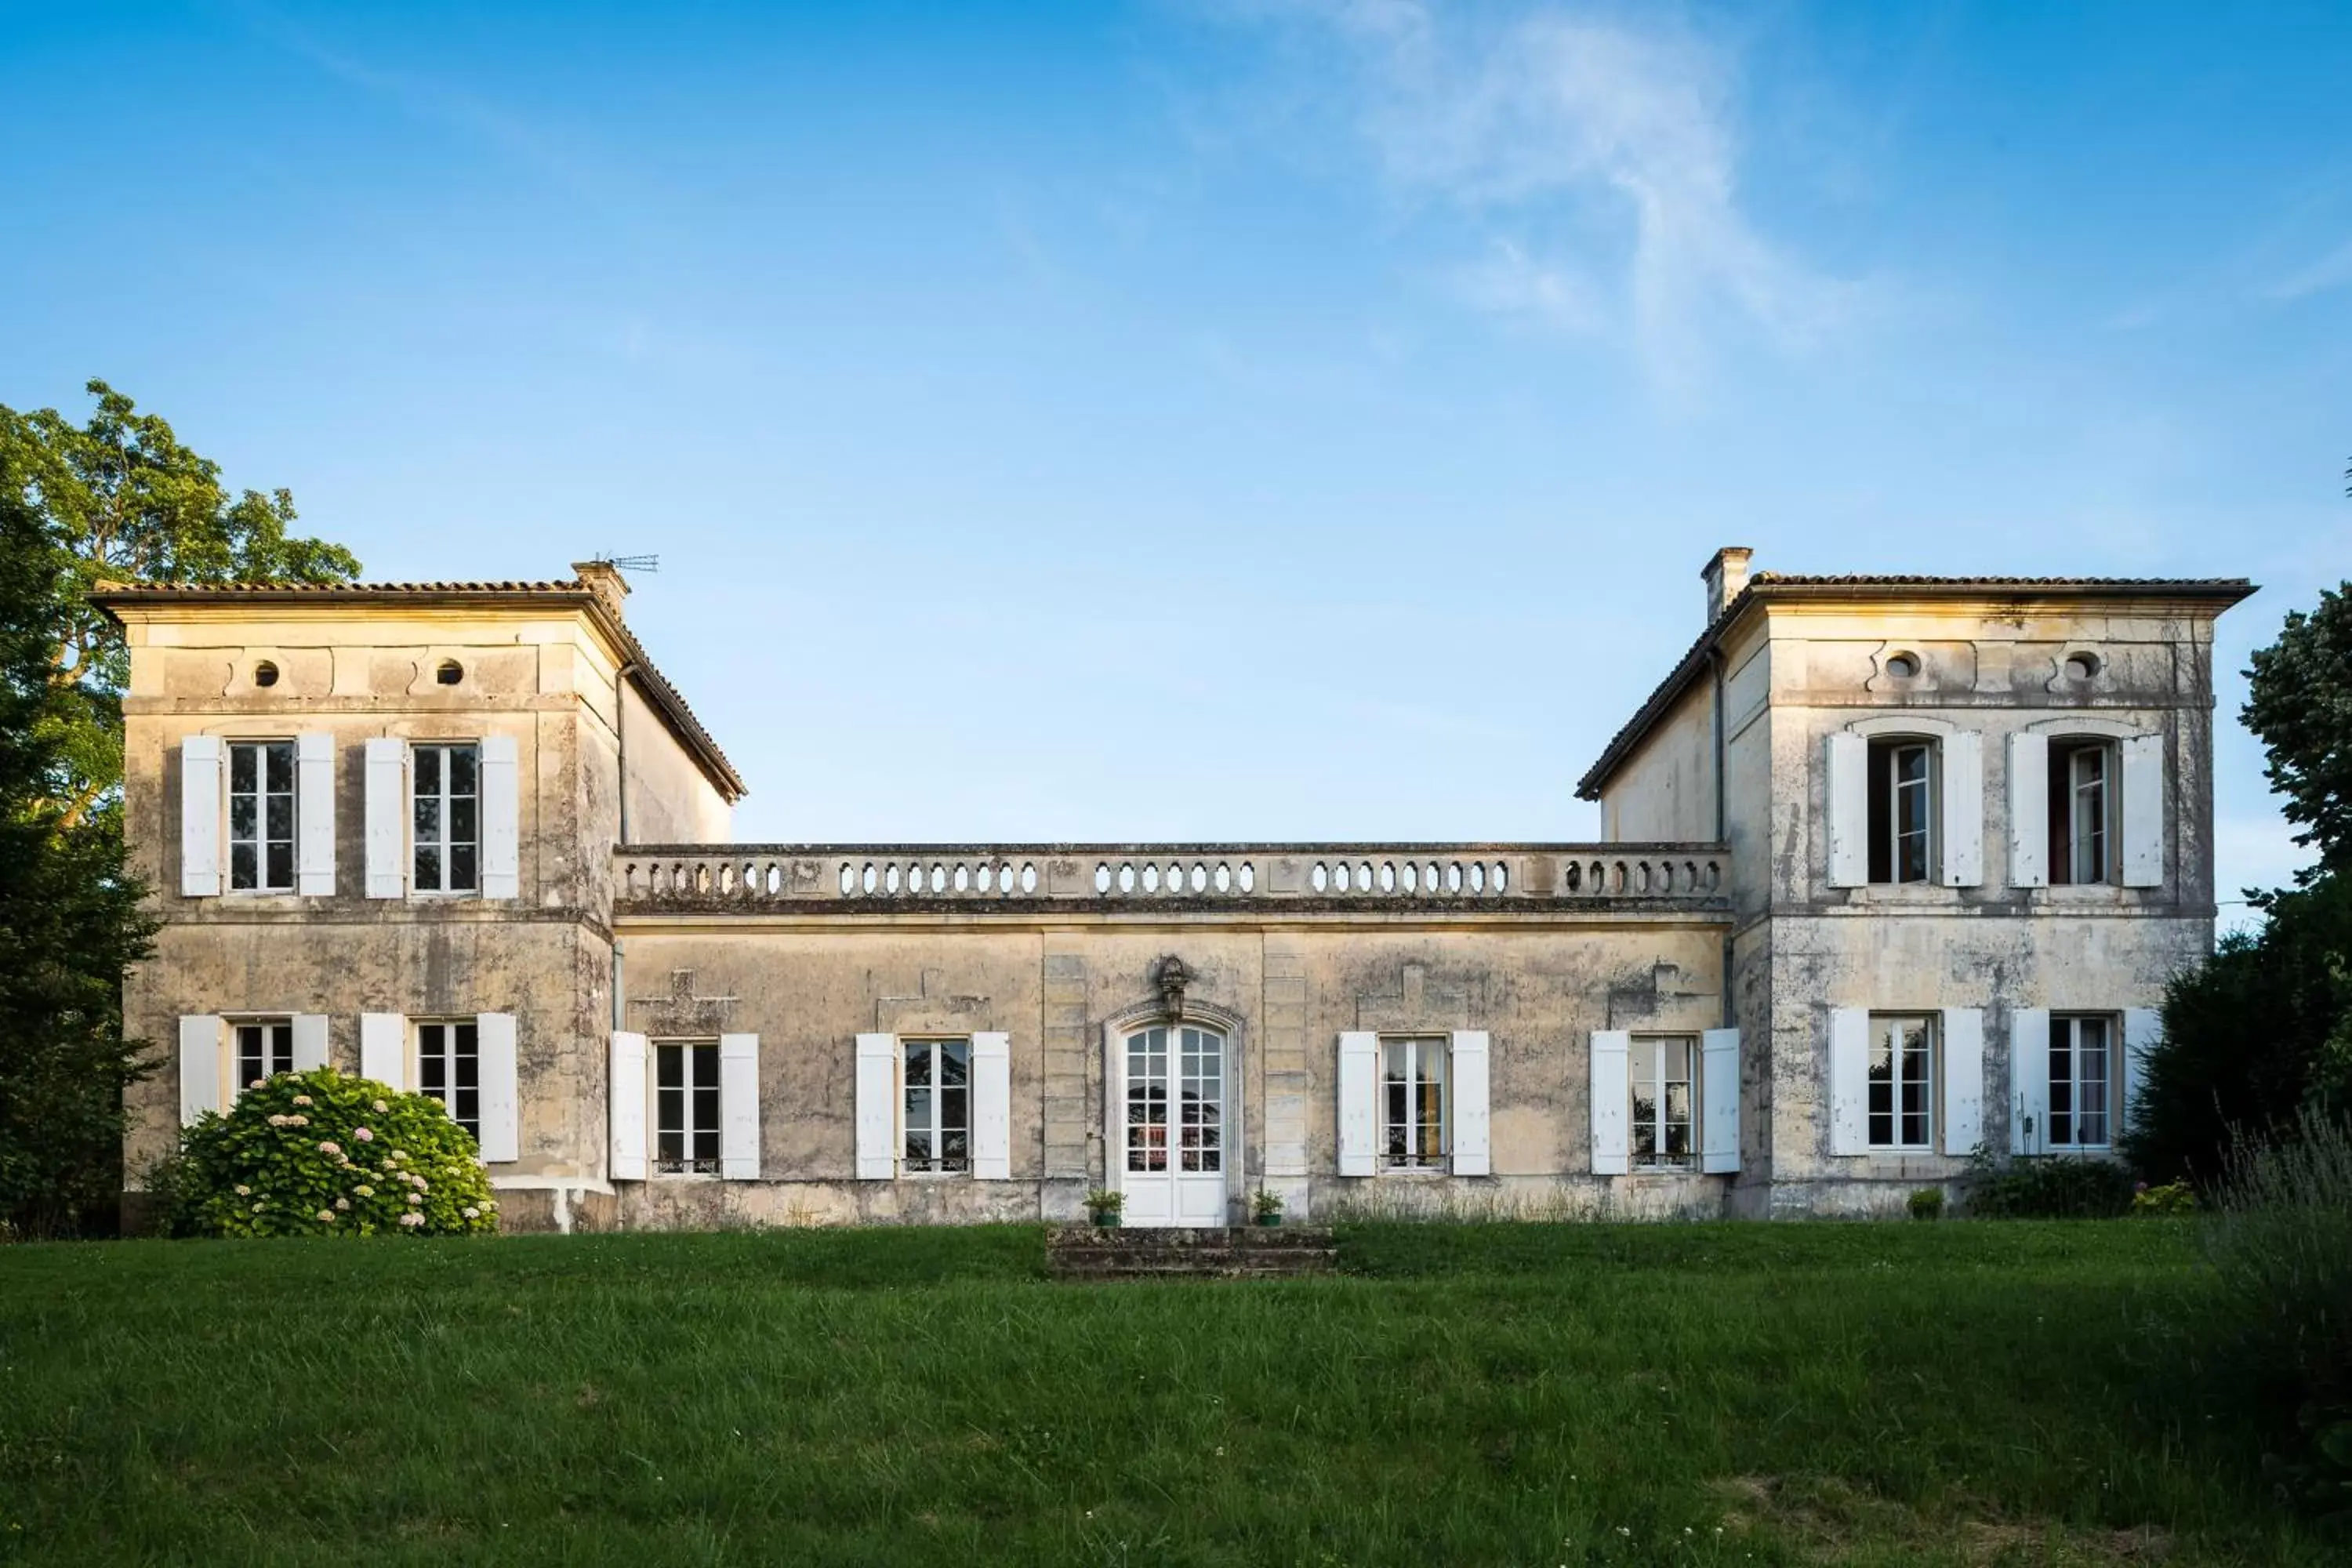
[161,1069,498,1238]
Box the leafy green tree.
[2,379,359,826]
[0,440,156,1235]
[2245,582,2352,884]
[0,380,358,1233]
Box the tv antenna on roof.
[590,553,659,573]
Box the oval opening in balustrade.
[1094,863,1111,894]
[1190,862,1207,894]
[1312,862,1329,893]
[1445,862,1463,894]
[1213,862,1231,893]
[1238,862,1256,893]
[1118,864,1137,894]
[1493,861,1508,894]
[1142,863,1160,894]
[1468,862,1485,895]
[1021,862,1039,894]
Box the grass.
[0,1221,2331,1566]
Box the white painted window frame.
[408,740,483,897]
[225,739,299,893]
[2045,1012,2118,1152]
[901,1036,975,1176]
[1626,1033,1698,1171]
[650,1036,723,1177]
[412,1018,484,1142]
[1867,1012,1939,1153]
[2016,717,2165,891]
[1378,1034,1449,1171]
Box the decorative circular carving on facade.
[252,660,279,688]
[436,659,464,685]
[1883,651,1921,680]
[2063,651,2103,680]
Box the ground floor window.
[902,1037,971,1174]
[415,1020,481,1141]
[1868,1014,1936,1150]
[234,1019,294,1093]
[654,1040,720,1174]
[1382,1036,1447,1169]
[1631,1035,1697,1168]
[2047,1014,2114,1149]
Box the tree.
[2,379,358,827]
[0,380,358,1233]
[2245,582,2352,884]
[0,441,155,1235]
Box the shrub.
[2130,1179,2196,1216]
[161,1068,497,1238]
[2201,1108,2352,1517]
[1961,1156,2135,1219]
[1906,1187,1944,1221]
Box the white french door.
[1116,1024,1228,1225]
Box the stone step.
[1045,1225,1339,1281]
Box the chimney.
[572,559,630,619]
[1700,546,1754,624]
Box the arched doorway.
[1116,1022,1228,1225]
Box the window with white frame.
[1867,1014,1936,1150]
[411,742,480,895]
[1630,1035,1697,1168]
[654,1040,720,1174]
[1381,1036,1447,1169]
[227,741,296,892]
[415,1020,481,1142]
[1867,739,1937,884]
[234,1018,296,1093]
[2046,1014,2115,1149]
[2048,740,2115,885]
[902,1037,971,1174]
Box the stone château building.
[100,550,2252,1230]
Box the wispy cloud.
[2264,237,2352,301]
[1226,1,1853,392]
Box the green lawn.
[0,1221,2327,1566]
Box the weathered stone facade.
[102,552,2252,1229]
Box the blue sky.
[6,2,2349,906]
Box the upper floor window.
[2049,739,2114,885]
[654,1040,720,1174]
[2046,1014,2114,1150]
[412,742,480,895]
[227,741,296,892]
[415,1020,481,1142]
[1868,1014,1936,1151]
[1382,1036,1448,1169]
[1629,1035,1697,1169]
[1867,738,1936,884]
[903,1037,971,1174]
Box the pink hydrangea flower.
[318,1141,341,1156]
[287,1114,309,1127]
[398,1211,425,1228]
[267,1114,288,1127]
[292,1095,313,1107]
[354,1127,374,1142]
[408,1194,423,1207]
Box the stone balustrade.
[614,843,1730,913]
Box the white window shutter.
[480,732,521,899]
[609,1031,648,1181]
[180,735,223,897]
[295,732,336,895]
[2008,731,2049,887]
[360,1011,407,1091]
[1589,1030,1631,1175]
[179,1015,223,1123]
[2121,734,2165,887]
[971,1031,1011,1180]
[2009,1008,2050,1156]
[720,1032,760,1180]
[292,1014,330,1073]
[1336,1032,1378,1177]
[1828,1007,1870,1156]
[1824,732,1867,887]
[364,739,406,898]
[855,1033,898,1179]
[1449,1030,1490,1176]
[1700,1028,1740,1174]
[1941,731,1984,887]
[1940,1007,1984,1156]
[477,1013,520,1163]
[2121,1008,2161,1138]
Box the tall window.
[1867,1014,1936,1150]
[654,1041,720,1174]
[227,741,296,892]
[235,1019,294,1091]
[1382,1036,1447,1169]
[412,743,480,895]
[2049,740,2114,885]
[1867,739,1936,884]
[2047,1014,2114,1149]
[902,1038,971,1174]
[416,1021,481,1141]
[1124,1025,1225,1174]
[1630,1036,1697,1168]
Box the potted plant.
[1251,1188,1283,1227]
[1083,1189,1123,1227]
